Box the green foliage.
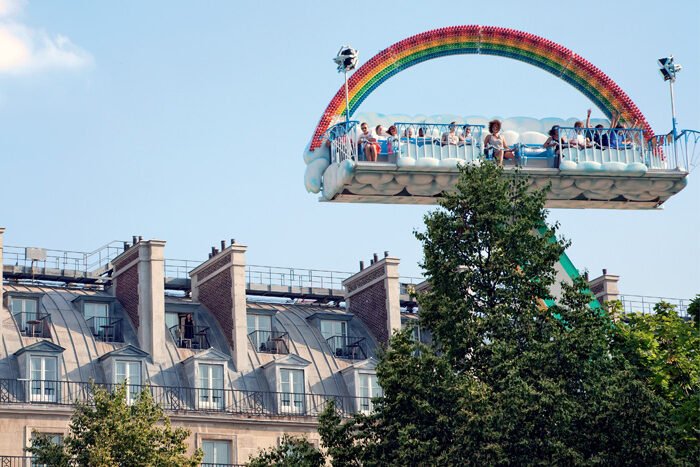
[615,300,700,460]
[27,383,202,467]
[246,434,325,467]
[317,163,686,465]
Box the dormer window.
[320,320,347,341]
[198,363,224,410]
[115,360,142,404]
[14,341,65,404]
[168,313,210,349]
[247,311,288,354]
[262,354,310,415]
[8,293,50,338]
[359,373,381,413]
[280,368,305,414]
[340,358,382,414]
[73,296,121,343]
[30,356,58,403]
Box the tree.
[246,434,324,467]
[318,163,681,465]
[614,300,700,460]
[27,383,202,467]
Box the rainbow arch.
[309,25,651,151]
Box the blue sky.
[1,0,698,298]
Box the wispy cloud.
[0,0,92,74]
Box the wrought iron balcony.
[0,379,369,418]
[169,325,211,350]
[326,335,366,360]
[86,316,123,342]
[248,330,289,354]
[12,312,51,338]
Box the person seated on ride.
[358,122,380,162]
[441,121,460,146]
[573,110,594,149]
[375,125,391,155]
[609,124,633,149]
[386,125,399,154]
[402,127,415,138]
[483,119,514,167]
[461,125,473,145]
[592,124,609,148]
[543,125,572,163]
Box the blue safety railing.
[394,122,485,163]
[324,119,696,174]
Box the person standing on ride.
[483,119,512,167]
[441,122,460,146]
[358,122,379,162]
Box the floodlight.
[658,55,681,82]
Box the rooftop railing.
[248,330,289,354]
[3,241,126,277]
[246,264,350,291]
[0,379,370,418]
[618,294,691,319]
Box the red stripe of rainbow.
[310,25,651,151]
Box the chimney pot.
[132,236,137,245]
[123,242,129,251]
[602,268,608,275]
[384,251,389,258]
[231,238,236,245]
[138,236,143,242]
[221,240,226,251]
[373,253,378,262]
[359,261,364,271]
[211,247,216,255]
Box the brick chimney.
[110,239,166,362]
[343,255,402,345]
[0,227,5,300]
[588,268,620,305]
[190,242,248,371]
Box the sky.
[0,0,698,299]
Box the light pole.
[334,46,359,123]
[658,56,682,167]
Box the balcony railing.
[86,316,123,343]
[169,325,211,350]
[0,379,370,418]
[248,330,289,354]
[326,335,367,360]
[12,312,51,338]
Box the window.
[83,302,109,321]
[279,368,304,414]
[29,356,58,403]
[359,373,381,413]
[202,439,231,465]
[12,297,38,330]
[247,314,272,349]
[320,320,347,341]
[115,360,142,404]
[165,312,179,331]
[198,364,224,410]
[31,433,62,467]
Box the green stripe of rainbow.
[310,25,651,151]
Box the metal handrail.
[86,316,123,342]
[12,312,51,338]
[0,379,370,418]
[326,335,367,360]
[248,330,289,354]
[3,241,126,276]
[618,294,690,318]
[169,324,211,349]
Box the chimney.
[190,242,248,371]
[110,239,167,362]
[0,227,5,300]
[342,254,402,345]
[588,269,620,305]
